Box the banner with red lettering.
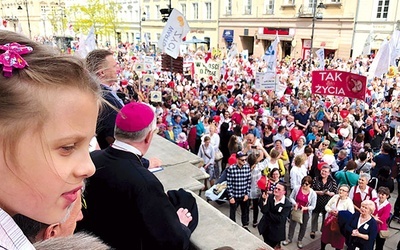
[311,70,367,100]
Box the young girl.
[177,132,189,150]
[0,30,101,247]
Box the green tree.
[47,2,68,36]
[69,0,121,40]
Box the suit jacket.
[258,194,292,242]
[96,86,124,149]
[77,147,191,250]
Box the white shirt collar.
[375,199,389,210]
[111,139,142,156]
[274,195,286,205]
[0,208,35,250]
[355,185,369,194]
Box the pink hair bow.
[0,42,33,77]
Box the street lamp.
[160,0,172,22]
[139,11,146,43]
[17,0,31,39]
[309,1,325,71]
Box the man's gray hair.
[33,232,111,250]
[359,172,371,182]
[114,115,157,142]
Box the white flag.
[75,26,96,58]
[362,32,373,56]
[389,29,400,66]
[227,43,238,60]
[144,33,150,46]
[369,39,390,78]
[158,9,190,59]
[262,33,280,72]
[316,48,325,69]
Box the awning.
[256,34,293,41]
[223,30,234,43]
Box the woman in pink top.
[373,187,392,250]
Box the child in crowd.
[177,132,190,150]
[0,30,101,247]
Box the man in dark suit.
[258,182,292,249]
[77,102,194,250]
[86,49,124,149]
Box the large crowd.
[103,41,400,249]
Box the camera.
[251,145,257,149]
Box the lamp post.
[309,1,325,71]
[18,0,31,39]
[139,10,146,45]
[160,0,172,22]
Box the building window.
[156,5,160,19]
[181,3,186,16]
[376,0,389,19]
[244,0,252,15]
[145,32,151,41]
[157,33,161,40]
[193,3,199,19]
[41,5,47,15]
[145,6,150,19]
[226,0,232,15]
[285,0,295,4]
[308,0,317,8]
[206,3,212,19]
[265,0,274,14]
[330,0,340,2]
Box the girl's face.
[0,89,97,225]
[271,171,280,181]
[378,192,388,202]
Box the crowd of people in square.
[106,41,400,249]
[1,28,400,250]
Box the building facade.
[1,0,399,59]
[350,0,400,58]
[218,0,356,60]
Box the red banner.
[311,70,367,100]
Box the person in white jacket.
[321,184,355,250]
[290,155,308,190]
[283,176,317,249]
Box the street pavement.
[200,181,400,250]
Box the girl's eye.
[60,145,76,155]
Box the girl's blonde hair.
[0,30,102,165]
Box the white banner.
[143,56,154,71]
[316,48,325,70]
[362,32,373,56]
[133,63,144,72]
[158,9,190,59]
[262,33,280,73]
[369,39,390,78]
[254,72,276,90]
[150,91,162,102]
[142,74,155,86]
[194,60,221,79]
